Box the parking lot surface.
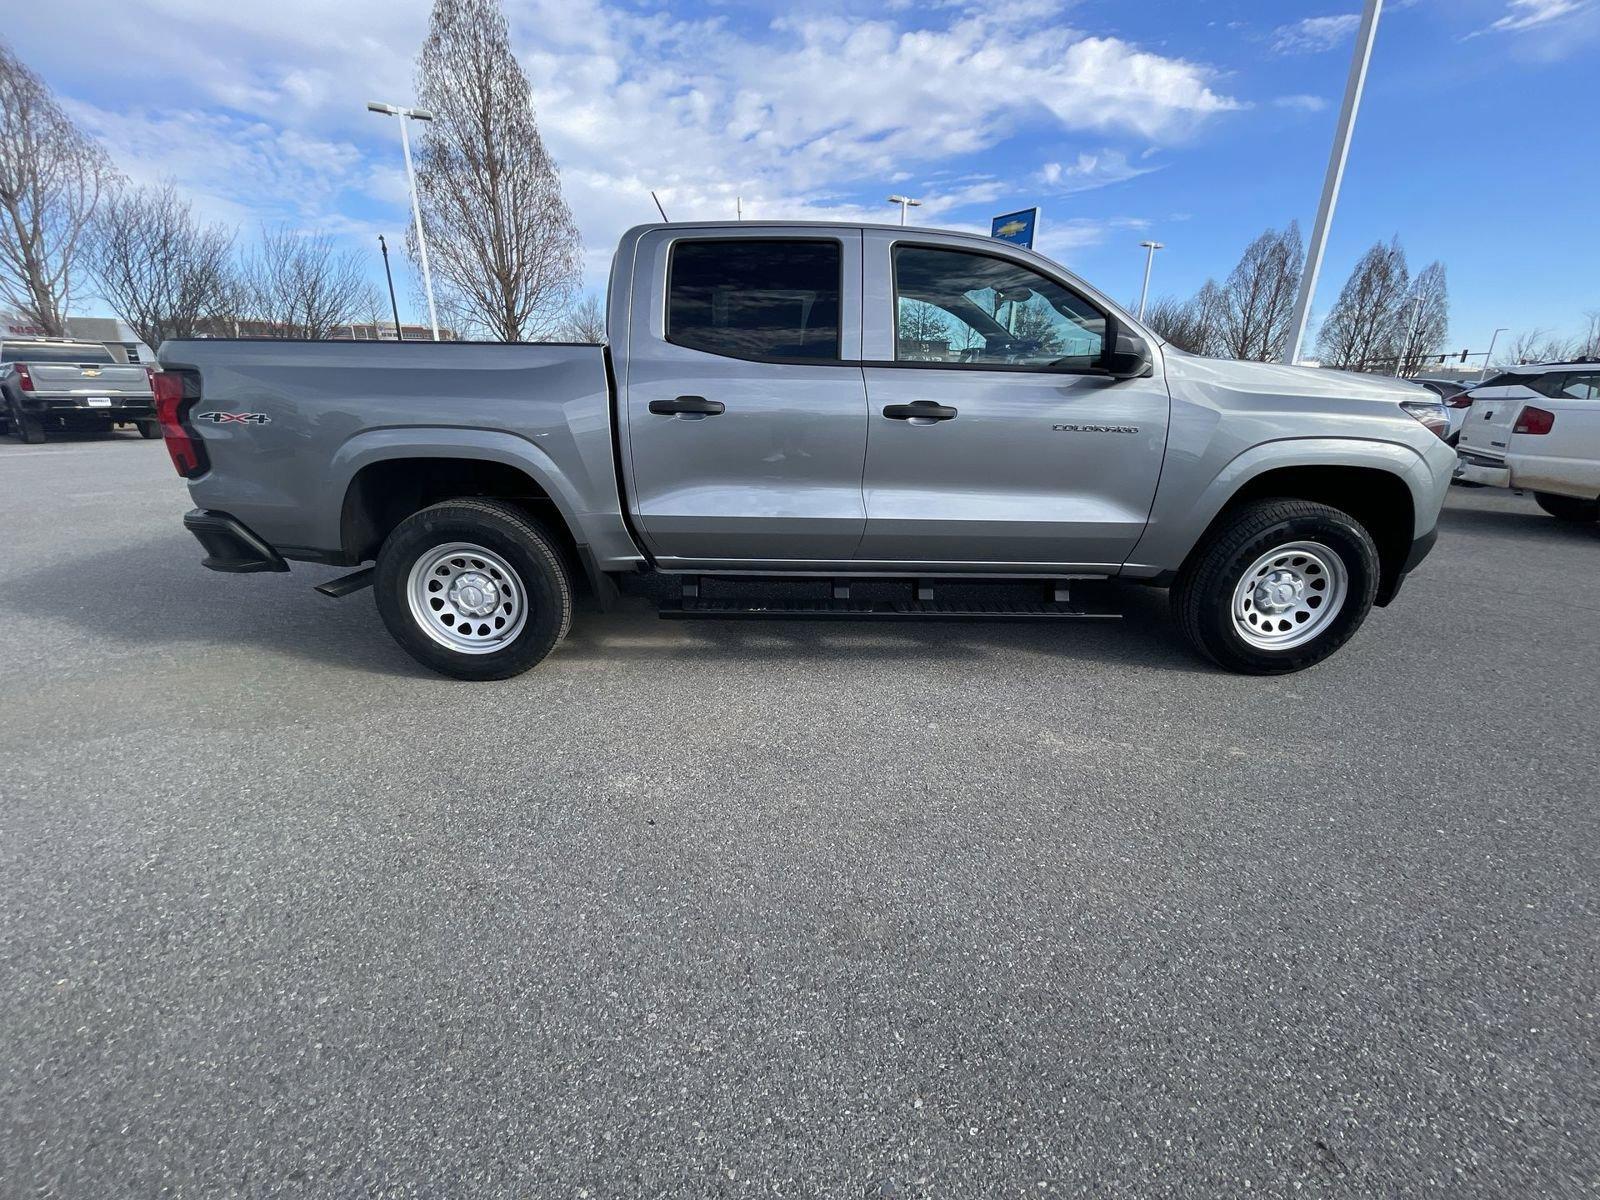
[3,435,1597,1198]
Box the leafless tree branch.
[86,181,239,349]
[0,41,116,334]
[239,226,380,340]
[412,0,582,342]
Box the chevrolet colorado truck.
[156,221,1454,679]
[2,339,158,443]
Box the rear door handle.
[883,401,958,422]
[650,395,725,416]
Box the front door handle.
[650,395,725,417]
[883,401,958,422]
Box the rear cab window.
[666,239,842,362]
[2,343,116,365]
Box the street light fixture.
[367,100,440,342]
[1281,0,1384,365]
[1137,240,1164,320]
[886,195,922,225]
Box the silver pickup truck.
[2,339,158,443]
[157,221,1454,679]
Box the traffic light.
[1460,349,1469,362]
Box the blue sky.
[8,0,1598,353]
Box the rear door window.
[667,239,842,362]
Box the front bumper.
[183,509,289,573]
[1376,525,1438,606]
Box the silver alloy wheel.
[406,542,528,655]
[1230,540,1349,651]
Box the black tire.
[135,417,162,439]
[1533,491,1599,523]
[374,499,572,680]
[1172,499,1381,675]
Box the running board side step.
[314,567,375,598]
[660,599,1121,622]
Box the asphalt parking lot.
[2,434,1597,1198]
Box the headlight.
[1399,399,1451,440]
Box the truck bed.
[159,339,628,565]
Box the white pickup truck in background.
[1454,361,1600,523]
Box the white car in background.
[1454,362,1600,522]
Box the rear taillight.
[144,366,157,390]
[1446,392,1474,409]
[14,363,34,391]
[1514,405,1555,435]
[152,370,207,477]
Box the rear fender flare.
[324,427,587,551]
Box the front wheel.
[1173,499,1380,674]
[1533,491,1599,523]
[374,499,573,680]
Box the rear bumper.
[183,509,290,573]
[17,394,155,418]
[1453,457,1511,489]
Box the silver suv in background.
[0,339,158,444]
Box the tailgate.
[27,362,151,397]
[1457,388,1528,459]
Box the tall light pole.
[1280,0,1384,365]
[886,195,922,225]
[1137,240,1164,320]
[1481,326,1507,381]
[367,101,440,342]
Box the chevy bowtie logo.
[196,411,271,424]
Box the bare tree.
[1396,261,1449,377]
[1144,280,1224,356]
[412,0,581,341]
[0,42,115,334]
[240,226,379,339]
[1316,238,1410,371]
[86,181,238,349]
[1575,309,1600,360]
[554,292,605,343]
[1500,328,1575,366]
[895,300,952,359]
[1215,223,1303,362]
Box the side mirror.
[1102,319,1152,380]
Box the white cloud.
[1039,150,1160,193]
[1270,14,1361,53]
[12,0,1242,294]
[1273,94,1329,112]
[1477,0,1590,33]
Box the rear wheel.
[7,397,44,444]
[1533,491,1599,523]
[1173,499,1380,674]
[374,499,572,680]
[134,417,162,439]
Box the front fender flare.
[1123,436,1438,579]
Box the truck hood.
[1162,346,1428,405]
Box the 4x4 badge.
[196,411,271,425]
